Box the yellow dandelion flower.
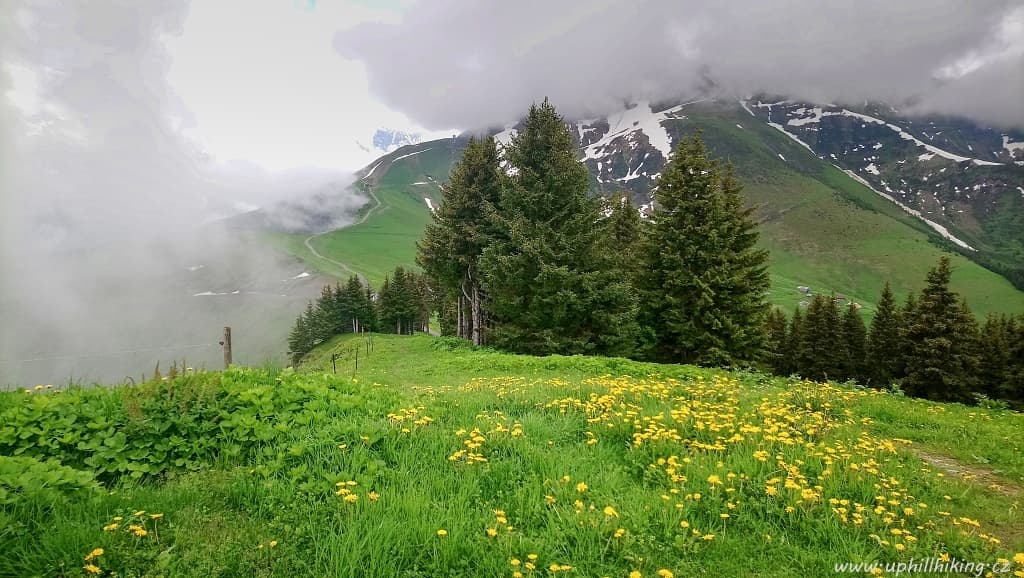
[486,528,498,537]
[614,528,626,538]
[368,491,380,501]
[84,548,104,561]
[344,494,358,504]
[1014,553,1024,565]
[576,482,588,493]
[657,570,674,578]
[680,521,690,528]
[102,523,118,532]
[112,516,123,522]
[702,534,715,541]
[513,573,523,578]
[269,540,278,548]
[630,572,642,578]
[895,543,906,552]
[720,513,730,519]
[83,564,101,575]
[149,513,163,519]
[436,529,448,537]
[707,474,722,486]
[603,506,619,518]
[133,510,145,516]
[528,554,538,561]
[510,558,521,567]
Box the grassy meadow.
[2,334,1023,577]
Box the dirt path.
[913,449,1022,497]
[301,156,394,285]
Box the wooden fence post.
[222,326,232,368]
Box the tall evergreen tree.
[840,303,868,383]
[417,136,502,345]
[902,257,976,402]
[866,282,902,387]
[784,307,804,376]
[478,99,639,356]
[637,134,769,366]
[797,294,843,381]
[287,301,317,364]
[977,314,1011,400]
[600,193,644,277]
[764,308,789,375]
[1007,315,1024,403]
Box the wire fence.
[330,334,374,377]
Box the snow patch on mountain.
[424,197,436,213]
[841,168,975,251]
[391,148,432,163]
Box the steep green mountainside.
[276,103,1024,318]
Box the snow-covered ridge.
[582,99,708,163]
[840,168,975,251]
[1004,135,1024,157]
[424,197,436,213]
[391,147,433,163]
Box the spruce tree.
[764,308,789,375]
[902,257,975,402]
[600,193,644,278]
[1007,315,1024,403]
[978,314,1011,400]
[784,307,804,376]
[637,134,769,366]
[866,282,902,387]
[840,303,867,383]
[417,136,502,345]
[478,99,639,356]
[287,301,317,364]
[797,294,843,381]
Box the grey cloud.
[335,0,1024,129]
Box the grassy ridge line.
[2,333,1022,576]
[677,106,1024,317]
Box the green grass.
[3,334,1023,577]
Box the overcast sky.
[339,0,1024,131]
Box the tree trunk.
[471,282,482,346]
[457,294,464,339]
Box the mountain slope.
[276,101,1024,318]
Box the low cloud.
[336,0,1024,130]
[0,1,360,385]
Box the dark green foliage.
[902,257,980,402]
[866,282,902,387]
[377,267,429,335]
[0,456,99,507]
[840,303,868,383]
[288,275,381,364]
[796,294,844,381]
[783,307,804,376]
[763,308,789,375]
[479,100,639,356]
[0,368,399,485]
[287,301,318,364]
[977,314,1012,400]
[417,136,502,344]
[638,134,770,366]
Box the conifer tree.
[840,303,867,383]
[784,307,804,376]
[978,314,1011,400]
[866,282,902,387]
[600,193,644,278]
[764,308,789,375]
[637,134,769,366]
[797,294,843,381]
[1006,315,1024,403]
[902,257,976,402]
[287,301,317,364]
[478,99,639,356]
[417,136,502,345]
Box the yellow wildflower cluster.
[449,410,524,464]
[386,406,435,433]
[335,480,378,504]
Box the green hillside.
[2,334,1022,576]
[276,106,1024,318]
